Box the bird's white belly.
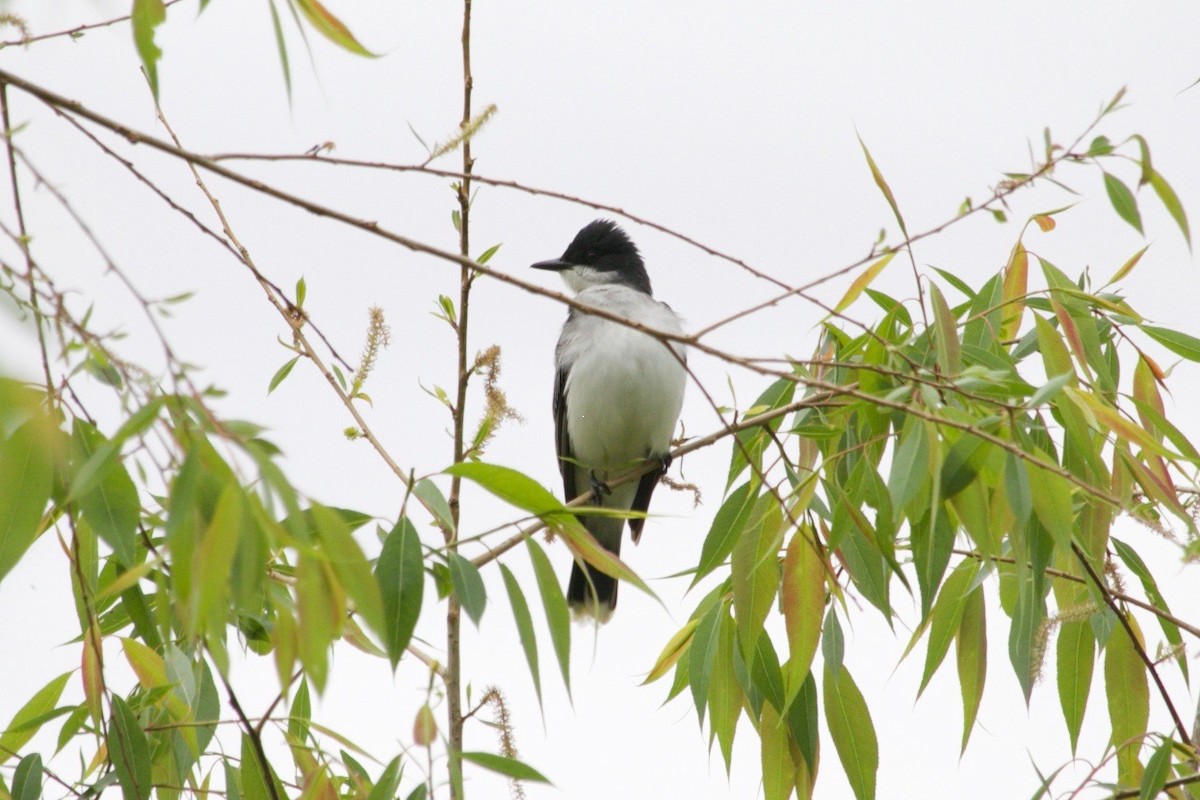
[564,321,686,472]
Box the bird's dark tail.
[567,561,618,623]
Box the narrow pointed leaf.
[375,517,424,668]
[833,252,897,314]
[824,664,878,800]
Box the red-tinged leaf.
[1033,214,1056,232]
[1050,299,1089,378]
[293,0,378,57]
[760,702,795,800]
[833,252,897,314]
[858,135,909,240]
[1057,621,1094,754]
[824,663,878,800]
[1067,387,1175,459]
[560,522,655,599]
[132,0,166,98]
[781,526,826,703]
[955,586,986,753]
[1000,240,1028,341]
[1034,315,1076,385]
[1103,172,1144,234]
[1118,447,1190,524]
[1104,245,1150,288]
[1106,616,1149,787]
[1149,169,1191,249]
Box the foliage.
[0,5,1198,800]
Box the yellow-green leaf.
[833,252,897,314]
[824,663,878,800]
[644,618,698,684]
[929,283,961,375]
[1000,240,1028,341]
[781,526,826,703]
[760,702,795,800]
[1106,616,1149,788]
[132,0,166,98]
[1103,244,1151,288]
[1057,620,1094,755]
[955,585,986,753]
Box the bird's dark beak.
[531,258,571,272]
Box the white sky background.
[1,2,1199,799]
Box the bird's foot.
[656,453,672,472]
[589,471,612,501]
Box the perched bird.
[532,220,687,622]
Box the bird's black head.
[531,219,653,295]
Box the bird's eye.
[584,249,597,260]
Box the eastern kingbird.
[532,220,687,622]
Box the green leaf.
[1103,172,1144,234]
[824,663,878,800]
[0,418,56,585]
[72,420,139,567]
[731,500,781,661]
[365,757,402,800]
[413,478,456,533]
[443,462,569,518]
[461,752,550,784]
[109,696,152,800]
[267,356,300,394]
[292,0,378,56]
[1140,738,1173,800]
[12,754,43,800]
[1103,245,1151,288]
[1111,538,1186,680]
[447,553,486,626]
[68,398,162,504]
[954,584,986,753]
[375,517,424,668]
[693,482,756,585]
[929,283,961,376]
[500,564,542,709]
[526,539,570,697]
[759,702,794,800]
[887,418,929,514]
[1141,325,1200,362]
[288,679,311,743]
[311,504,386,644]
[918,560,979,696]
[239,733,284,800]
[0,673,72,764]
[1149,169,1191,248]
[1057,620,1094,755]
[688,600,724,725]
[294,276,306,307]
[131,0,166,98]
[1106,617,1150,787]
[708,607,741,772]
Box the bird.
[531,219,687,622]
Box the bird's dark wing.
[628,460,666,544]
[553,363,577,504]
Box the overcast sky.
[2,3,1200,799]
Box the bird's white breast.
[558,285,687,473]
